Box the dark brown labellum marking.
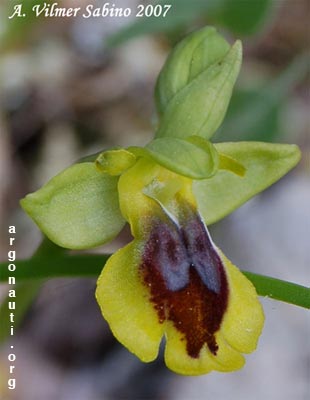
[141,203,228,358]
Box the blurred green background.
[0,1,309,399]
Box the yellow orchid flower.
[96,157,264,375]
[20,26,301,375]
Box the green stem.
[0,237,66,343]
[242,271,309,309]
[0,254,109,280]
[0,252,308,309]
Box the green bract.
[20,26,301,251]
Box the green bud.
[155,28,242,141]
[155,26,230,116]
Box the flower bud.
[155,27,242,141]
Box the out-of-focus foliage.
[0,239,63,343]
[0,281,42,342]
[108,0,274,46]
[215,53,310,142]
[210,0,273,35]
[0,0,49,49]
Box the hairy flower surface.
[96,158,264,375]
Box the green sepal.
[155,26,230,116]
[155,39,242,140]
[20,163,125,249]
[128,137,219,179]
[194,142,301,225]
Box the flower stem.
[0,252,308,309]
[242,271,309,309]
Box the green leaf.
[20,163,125,249]
[129,137,219,179]
[212,0,273,36]
[155,26,230,116]
[194,142,301,225]
[155,40,242,140]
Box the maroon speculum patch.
[141,203,228,358]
